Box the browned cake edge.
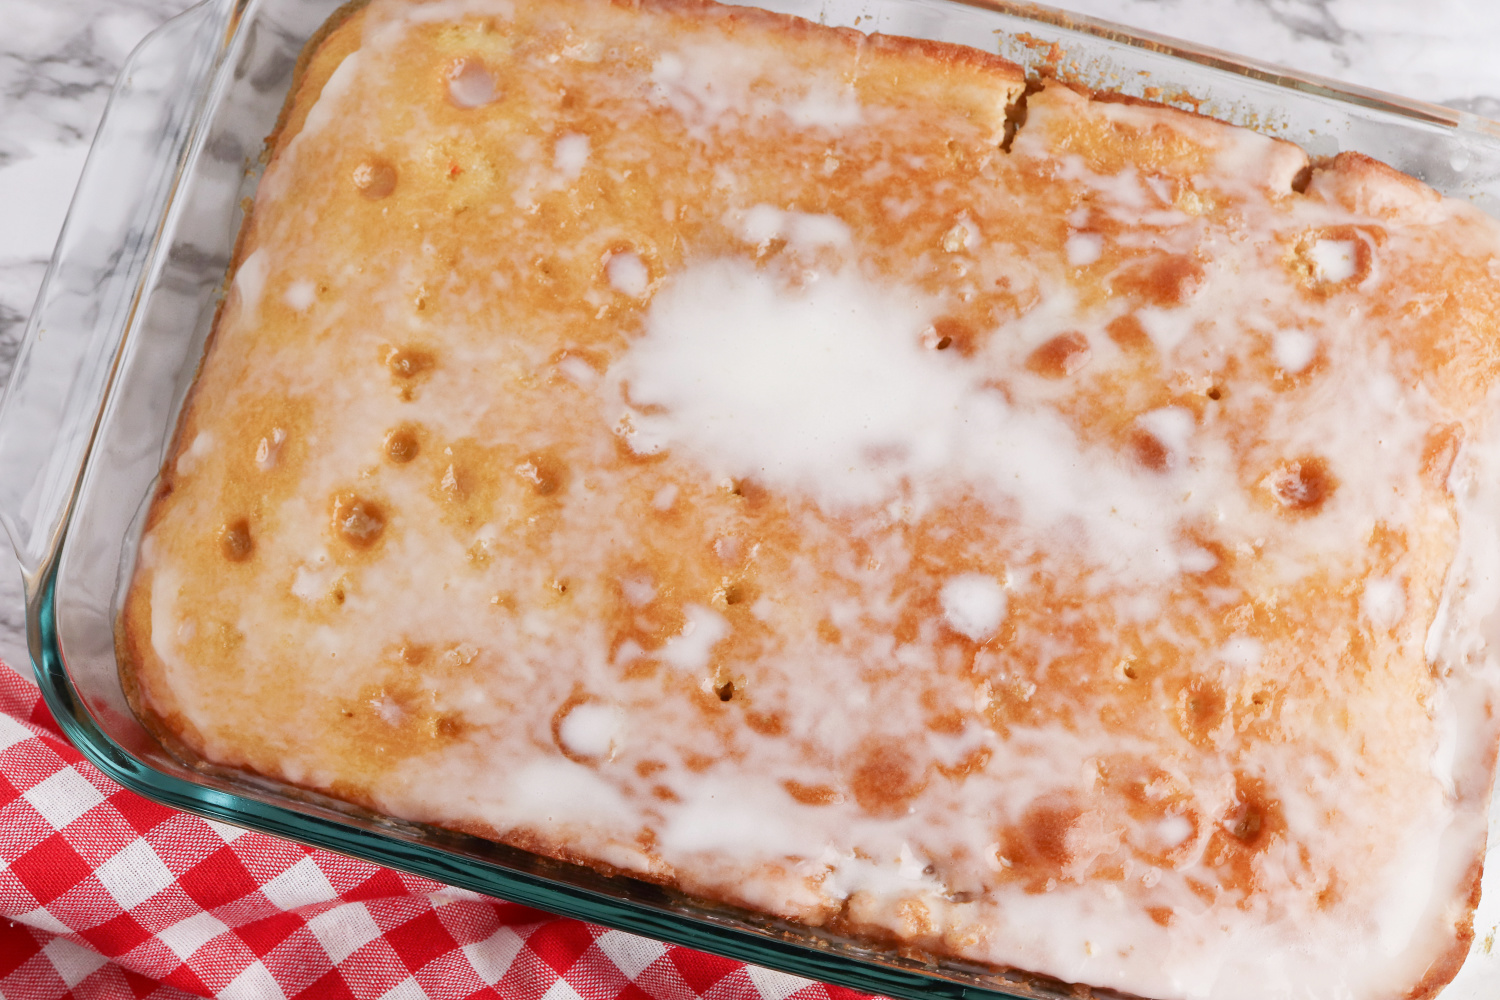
[113,1,1495,996]
[1406,714,1500,1000]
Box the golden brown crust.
[266,0,375,157]
[1311,150,1443,216]
[1404,853,1484,1000]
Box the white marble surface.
[0,5,1496,670]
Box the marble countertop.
[0,0,1497,671]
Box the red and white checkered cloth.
[0,665,875,1000]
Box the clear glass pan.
[5,0,1500,996]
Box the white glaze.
[1065,231,1103,266]
[648,40,862,139]
[174,431,212,476]
[1310,238,1358,282]
[1273,329,1317,373]
[940,574,1007,641]
[659,605,729,674]
[734,205,851,250]
[557,700,625,760]
[284,280,317,311]
[1363,577,1407,631]
[605,251,649,298]
[553,133,590,181]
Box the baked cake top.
[122,1,1500,997]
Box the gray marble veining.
[2,0,192,345]
[1,0,194,671]
[1062,0,1500,108]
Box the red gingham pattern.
[0,666,875,1000]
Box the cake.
[118,0,1500,997]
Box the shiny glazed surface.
[120,0,1500,996]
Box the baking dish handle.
[0,0,237,582]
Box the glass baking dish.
[6,0,1500,996]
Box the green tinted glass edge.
[30,559,1045,1000]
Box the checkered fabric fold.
[0,667,873,1000]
